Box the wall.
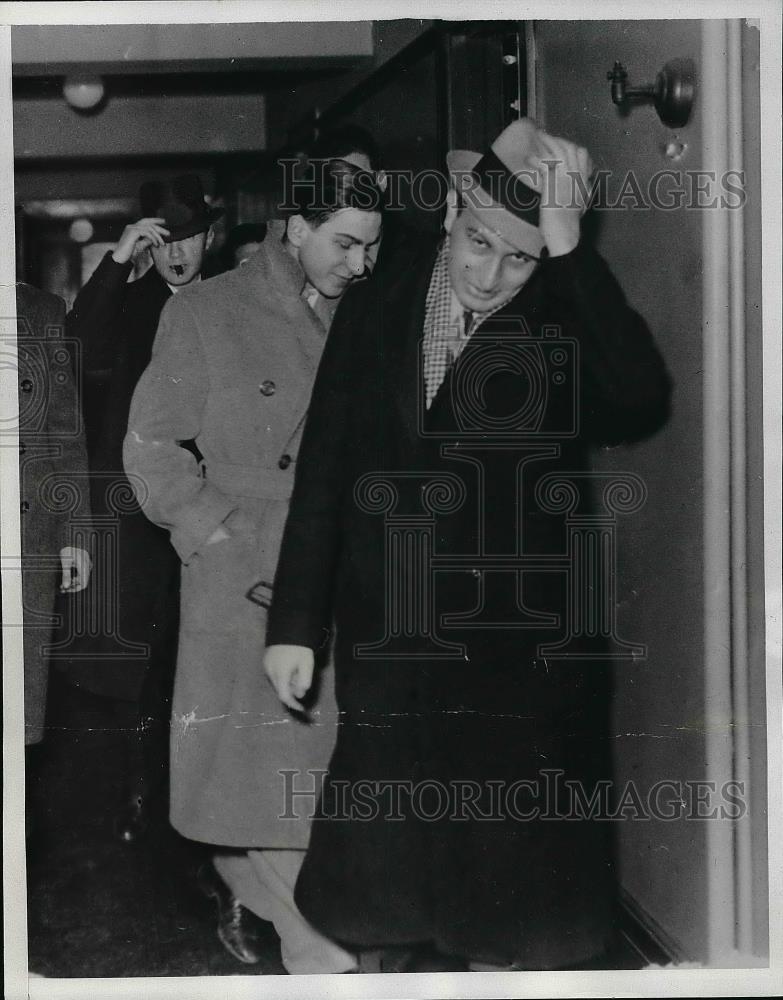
[14,94,266,159]
[535,18,764,962]
[265,19,435,147]
[323,42,444,233]
[739,21,767,960]
[12,22,374,73]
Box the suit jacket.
[123,225,341,846]
[67,253,172,473]
[62,252,179,701]
[16,284,91,743]
[267,234,673,965]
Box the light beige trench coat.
[124,225,340,847]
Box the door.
[532,18,766,964]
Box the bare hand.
[523,130,593,257]
[264,644,314,713]
[111,218,170,264]
[59,546,92,593]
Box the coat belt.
[204,460,294,501]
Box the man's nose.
[474,254,502,290]
[346,247,365,276]
[168,242,184,259]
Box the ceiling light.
[63,74,105,111]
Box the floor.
[26,672,286,978]
[25,672,648,978]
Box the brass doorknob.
[607,58,696,127]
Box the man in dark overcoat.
[16,284,91,746]
[64,176,221,838]
[265,120,673,971]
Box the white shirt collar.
[166,275,202,295]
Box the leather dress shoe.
[113,793,149,844]
[197,861,269,964]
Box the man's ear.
[443,186,459,234]
[286,214,310,249]
[205,228,215,251]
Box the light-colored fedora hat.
[446,118,547,259]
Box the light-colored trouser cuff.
[213,848,357,974]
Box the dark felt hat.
[138,175,224,243]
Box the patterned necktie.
[425,309,474,407]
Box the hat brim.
[163,206,224,244]
[446,149,545,259]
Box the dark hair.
[310,123,381,172]
[289,157,384,227]
[225,223,267,255]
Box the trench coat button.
[19,441,26,455]
[259,380,276,397]
[471,568,482,578]
[20,377,33,393]
[278,454,292,470]
[20,500,30,513]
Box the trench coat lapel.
[261,221,329,362]
[243,224,332,446]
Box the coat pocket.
[181,504,264,635]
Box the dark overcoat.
[16,284,91,744]
[124,227,340,847]
[268,235,673,968]
[63,254,179,702]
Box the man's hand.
[264,644,314,713]
[524,131,593,258]
[59,546,92,593]
[111,217,170,265]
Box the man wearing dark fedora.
[264,119,673,971]
[64,175,222,844]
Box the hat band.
[471,148,541,227]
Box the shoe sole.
[216,925,263,965]
[198,867,263,965]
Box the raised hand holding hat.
[447,118,593,259]
[138,175,224,243]
[111,217,170,265]
[526,130,593,257]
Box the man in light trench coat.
[124,158,384,973]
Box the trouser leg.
[137,578,179,799]
[214,848,357,974]
[113,627,176,840]
[136,639,175,799]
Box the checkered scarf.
[422,237,508,408]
